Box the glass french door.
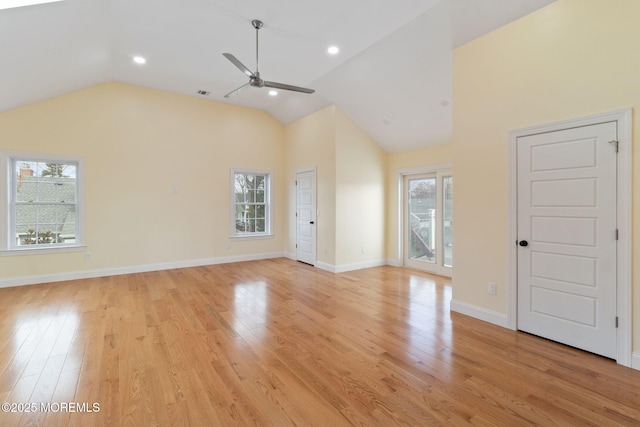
[403,170,452,276]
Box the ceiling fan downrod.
[252,19,263,74]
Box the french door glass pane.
[408,177,436,263]
[443,176,453,267]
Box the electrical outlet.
[488,282,497,295]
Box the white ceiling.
[0,0,555,153]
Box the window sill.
[0,245,86,257]
[229,234,274,241]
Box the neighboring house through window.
[2,153,84,253]
[231,170,271,237]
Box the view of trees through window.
[14,160,77,246]
[234,172,268,234]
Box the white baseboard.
[632,352,640,371]
[315,262,335,273]
[335,259,387,273]
[450,299,509,329]
[315,259,387,274]
[0,252,285,288]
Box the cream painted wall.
[335,108,386,267]
[0,82,285,280]
[452,0,639,351]
[385,144,451,263]
[284,105,387,270]
[284,105,337,266]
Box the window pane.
[256,190,265,203]
[16,225,36,245]
[256,205,265,218]
[245,219,255,233]
[16,204,37,224]
[16,181,36,202]
[37,228,58,244]
[57,205,76,241]
[38,182,57,202]
[408,177,436,263]
[256,219,265,232]
[58,182,76,203]
[235,175,248,202]
[255,175,265,190]
[443,176,453,268]
[246,175,256,190]
[38,162,68,178]
[38,204,58,224]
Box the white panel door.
[296,170,316,265]
[517,122,617,359]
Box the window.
[231,170,271,237]
[401,166,452,277]
[2,153,84,253]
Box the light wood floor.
[0,258,638,426]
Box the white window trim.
[229,168,273,239]
[0,151,86,256]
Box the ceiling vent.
[196,90,210,96]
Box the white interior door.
[517,122,618,359]
[296,170,316,265]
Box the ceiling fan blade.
[264,81,315,94]
[224,82,251,99]
[222,53,254,77]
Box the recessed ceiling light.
[133,56,146,64]
[327,46,340,55]
[0,0,63,10]
[268,90,278,96]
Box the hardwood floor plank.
[0,258,638,426]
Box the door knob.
[310,221,315,224]
[519,240,528,247]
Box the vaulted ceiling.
[0,0,555,153]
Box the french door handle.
[310,221,315,224]
[519,240,529,247]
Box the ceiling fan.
[222,19,315,98]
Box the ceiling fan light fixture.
[133,56,146,64]
[268,90,278,96]
[327,46,340,55]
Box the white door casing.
[517,122,617,359]
[296,170,316,265]
[508,108,632,367]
